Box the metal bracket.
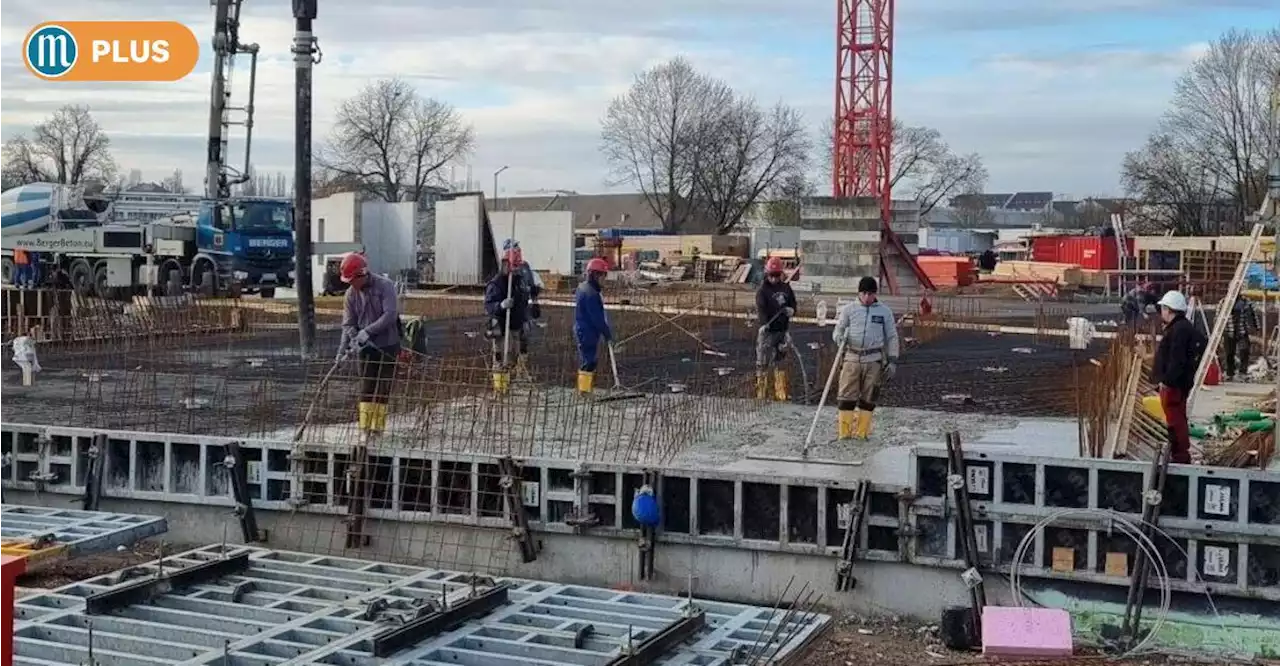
[835,479,870,592]
[85,552,251,614]
[606,609,706,665]
[497,457,539,563]
[637,470,660,581]
[222,442,266,543]
[81,434,106,511]
[370,583,510,657]
[567,462,597,533]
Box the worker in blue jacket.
[574,257,613,394]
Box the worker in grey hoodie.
[831,276,899,440]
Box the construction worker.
[1121,282,1159,327]
[336,252,401,438]
[485,248,540,392]
[1223,295,1259,381]
[832,276,899,440]
[574,257,613,393]
[12,247,30,289]
[755,256,797,400]
[1151,290,1198,464]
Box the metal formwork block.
[0,505,166,564]
[11,544,830,666]
[907,447,1280,601]
[1,423,909,568]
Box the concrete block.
[981,606,1073,657]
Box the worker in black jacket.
[1151,290,1200,464]
[755,257,797,400]
[1223,296,1259,380]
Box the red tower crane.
[833,0,933,293]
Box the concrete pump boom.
[206,0,260,200]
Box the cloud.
[0,0,1236,198]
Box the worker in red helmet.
[484,247,541,392]
[755,256,797,400]
[337,252,400,437]
[574,257,613,394]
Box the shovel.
[596,342,645,402]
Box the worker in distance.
[832,276,900,440]
[485,246,541,392]
[573,257,614,394]
[754,256,797,401]
[336,252,402,439]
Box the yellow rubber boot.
[773,369,789,401]
[755,372,768,400]
[577,371,594,394]
[492,371,510,394]
[855,410,874,440]
[357,402,373,431]
[368,403,388,433]
[837,410,857,440]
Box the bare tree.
[601,57,735,233]
[1121,132,1222,235]
[818,118,987,214]
[1124,27,1279,230]
[319,78,474,203]
[760,172,816,226]
[948,193,995,228]
[1,105,116,189]
[690,100,811,233]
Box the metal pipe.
[293,0,319,357]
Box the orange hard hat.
[765,256,784,274]
[339,252,368,283]
[585,257,609,274]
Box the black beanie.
[858,276,878,293]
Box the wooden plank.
[1190,223,1265,408]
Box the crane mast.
[206,0,260,201]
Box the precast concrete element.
[0,505,167,566]
[11,544,830,666]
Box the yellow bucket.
[1141,395,1167,424]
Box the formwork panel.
[12,544,830,666]
[0,505,166,561]
[908,448,1280,601]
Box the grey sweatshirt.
[339,273,401,351]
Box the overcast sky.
[1,0,1272,199]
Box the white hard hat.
[1157,290,1188,312]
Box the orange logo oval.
[23,21,199,82]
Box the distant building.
[489,192,722,233]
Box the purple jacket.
[339,273,401,351]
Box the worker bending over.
[1151,290,1200,464]
[755,256,797,400]
[574,257,613,393]
[832,277,899,440]
[485,248,540,392]
[337,252,401,437]
[1121,283,1159,328]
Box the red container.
[1029,235,1132,270]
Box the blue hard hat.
[631,486,661,527]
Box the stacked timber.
[917,256,974,288]
[990,260,1083,286]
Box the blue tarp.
[1244,262,1278,290]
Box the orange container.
[917,256,974,287]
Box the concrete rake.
[596,343,645,402]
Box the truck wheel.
[0,257,13,284]
[69,259,94,297]
[92,262,111,299]
[259,288,276,299]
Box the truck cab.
[195,197,296,296]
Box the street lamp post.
[493,165,509,204]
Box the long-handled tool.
[293,343,358,443]
[596,342,645,402]
[746,338,861,466]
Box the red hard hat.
[585,257,609,274]
[765,256,784,274]
[339,252,368,283]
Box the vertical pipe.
[293,0,318,357]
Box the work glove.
[783,307,795,317]
[335,346,346,362]
[883,360,898,381]
[353,329,371,347]
[531,303,541,319]
[500,297,514,310]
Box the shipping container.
[1030,235,1132,270]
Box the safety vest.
[13,249,29,264]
